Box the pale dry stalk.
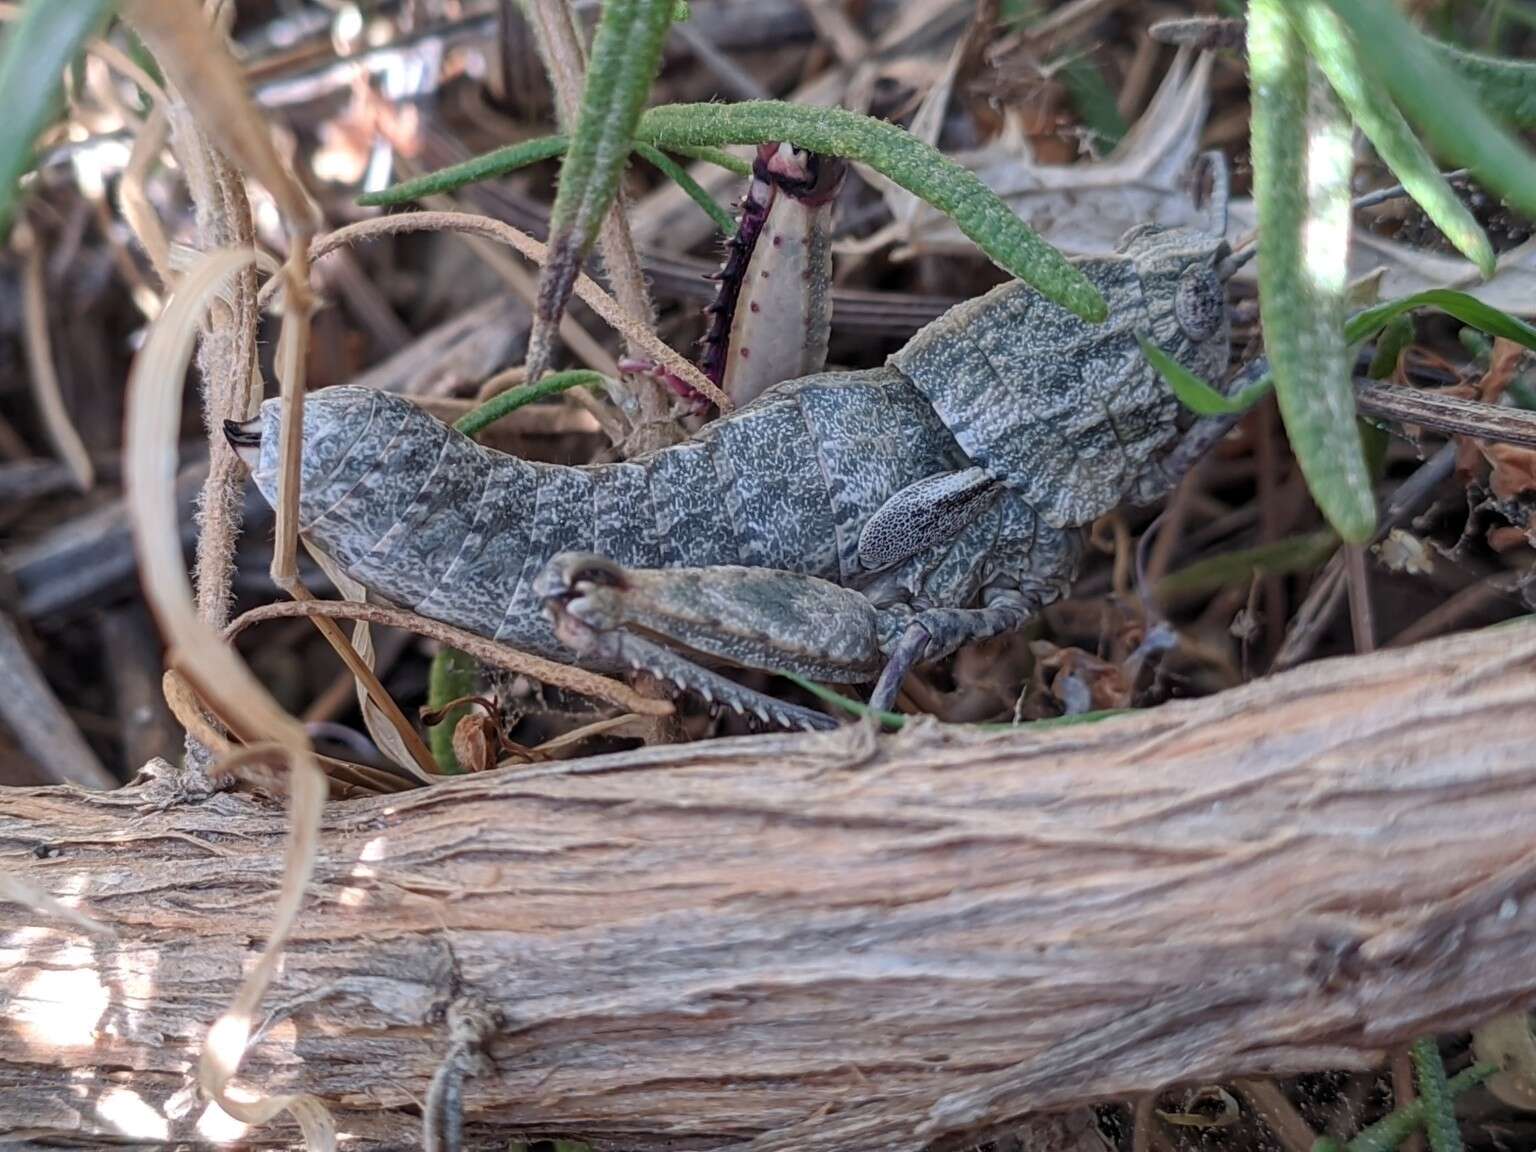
[5,624,1536,1149]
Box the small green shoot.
[425,646,478,774]
[1138,336,1271,415]
[526,0,677,380]
[453,370,606,439]
[357,135,570,207]
[1411,1038,1463,1152]
[781,672,1126,731]
[1430,36,1536,128]
[1338,1062,1496,1152]
[633,142,737,237]
[1158,532,1340,599]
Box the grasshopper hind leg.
[535,552,889,731]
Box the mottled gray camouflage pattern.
[249,223,1231,727]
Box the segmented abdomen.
[254,385,916,657]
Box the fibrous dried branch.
[3,625,1536,1148]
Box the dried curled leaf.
[1473,1011,1536,1111]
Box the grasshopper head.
[1119,223,1232,389]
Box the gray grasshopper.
[232,189,1238,730]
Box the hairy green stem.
[1343,1063,1495,1152]
[1411,1039,1463,1152]
[357,135,569,206]
[1430,36,1536,127]
[636,101,1107,321]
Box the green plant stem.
[357,135,569,206]
[1411,1039,1463,1152]
[1250,1,1376,542]
[1055,51,1127,149]
[1297,2,1494,275]
[666,143,751,175]
[636,101,1107,321]
[632,142,737,236]
[453,370,605,439]
[1344,1064,1495,1152]
[1157,532,1339,599]
[426,646,478,774]
[781,672,1126,731]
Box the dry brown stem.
[279,212,728,409]
[4,625,1536,1148]
[224,598,675,718]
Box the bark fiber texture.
[4,625,1536,1149]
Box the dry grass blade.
[16,222,92,491]
[273,211,729,410]
[119,100,173,290]
[0,874,116,938]
[224,599,675,718]
[305,545,438,782]
[124,244,333,1149]
[119,0,317,233]
[0,613,114,789]
[269,246,313,589]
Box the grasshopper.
[232,159,1241,731]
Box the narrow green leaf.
[1430,36,1536,127]
[1157,532,1339,599]
[637,101,1107,321]
[1411,1038,1463,1152]
[1055,51,1127,150]
[425,646,479,775]
[357,135,569,206]
[1251,1,1376,542]
[0,0,115,237]
[1297,2,1494,276]
[1325,0,1536,220]
[632,142,736,236]
[1366,312,1414,378]
[454,369,605,439]
[527,0,677,379]
[1138,335,1272,414]
[1346,288,1536,349]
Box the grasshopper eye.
[1175,264,1224,342]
